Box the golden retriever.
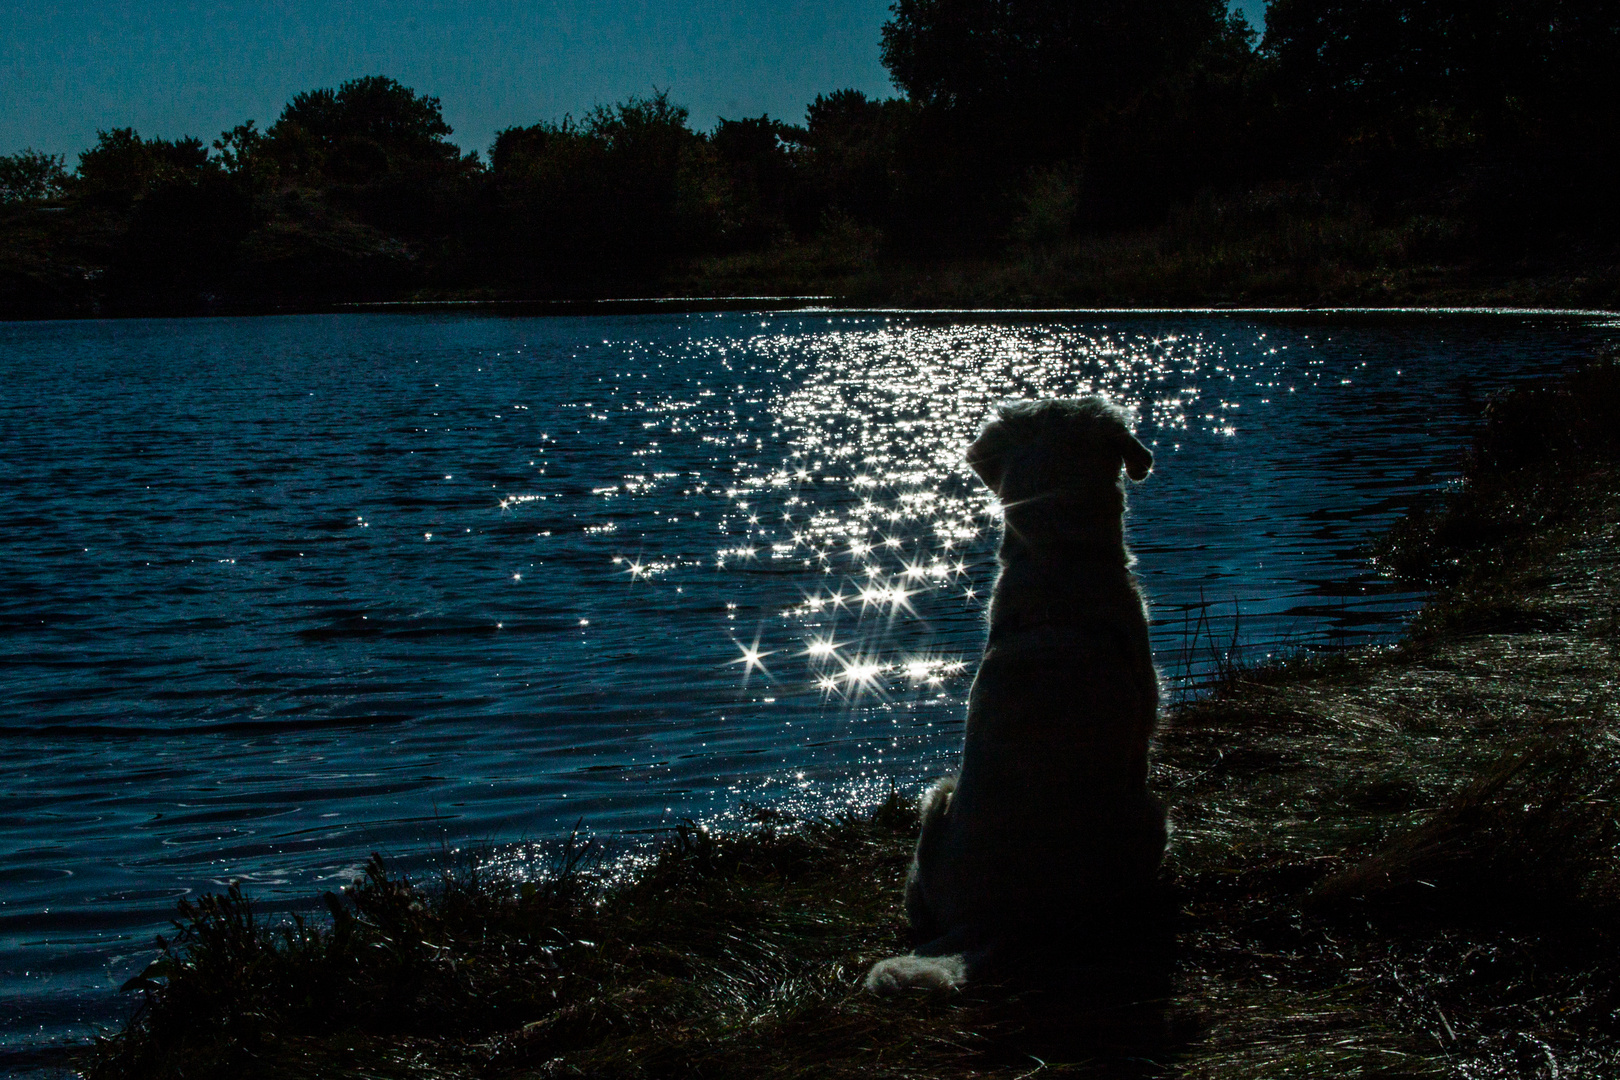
[865,398,1166,992]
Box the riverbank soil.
[88,360,1620,1078]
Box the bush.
[0,149,68,204]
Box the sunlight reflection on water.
[698,322,1204,701]
[586,319,1386,722]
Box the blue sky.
[3,1,1268,161]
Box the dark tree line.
[3,0,1618,316]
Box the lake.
[2,309,1617,1068]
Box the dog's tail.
[902,776,955,935]
[915,775,955,847]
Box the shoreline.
[4,299,1618,325]
[83,357,1620,1078]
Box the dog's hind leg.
[902,776,956,941]
[864,778,976,994]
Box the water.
[2,309,1616,1066]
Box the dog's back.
[903,570,1165,952]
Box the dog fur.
[864,397,1166,993]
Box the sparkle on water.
[604,321,1309,711]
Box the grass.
[86,357,1620,1078]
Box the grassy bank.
[9,179,1618,319]
[670,199,1620,312]
[86,360,1620,1079]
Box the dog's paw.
[862,953,968,994]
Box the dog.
[864,397,1166,993]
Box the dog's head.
[966,398,1153,502]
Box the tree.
[0,149,69,205]
[62,130,250,308]
[269,75,465,180]
[212,121,272,183]
[576,92,714,251]
[75,129,217,205]
[1262,0,1620,150]
[710,115,803,245]
[251,76,480,251]
[798,91,911,229]
[874,0,1249,240]
[1258,0,1620,239]
[881,0,1232,147]
[483,92,726,289]
[489,121,565,175]
[1081,7,1260,224]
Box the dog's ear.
[967,419,1011,494]
[1118,430,1153,482]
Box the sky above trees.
[1,0,1267,160]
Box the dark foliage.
[269,75,464,176]
[798,91,910,232]
[0,149,68,205]
[105,177,254,312]
[880,0,1231,144]
[6,0,1620,316]
[1263,0,1620,149]
[483,91,725,290]
[1262,0,1620,249]
[1471,357,1620,473]
[710,114,803,246]
[92,840,603,1079]
[87,809,943,1079]
[75,129,217,206]
[1375,354,1620,583]
[1313,736,1620,921]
